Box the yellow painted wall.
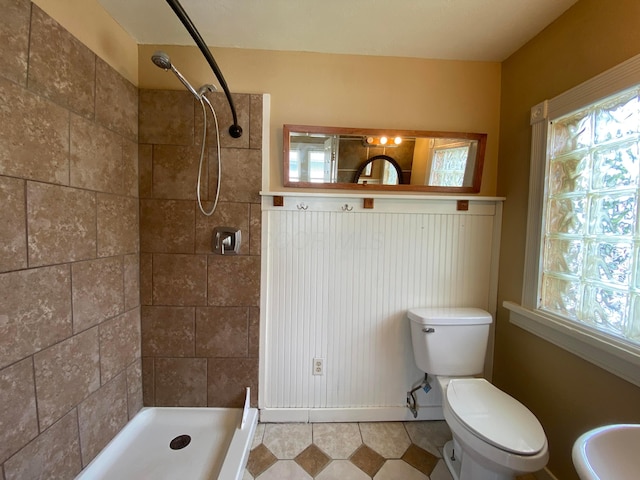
[32,0,138,84]
[138,45,501,195]
[495,0,640,478]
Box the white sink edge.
[572,424,640,480]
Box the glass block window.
[541,86,640,344]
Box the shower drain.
[169,434,191,450]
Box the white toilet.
[408,307,548,480]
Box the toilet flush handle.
[422,327,435,333]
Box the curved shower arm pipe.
[165,0,243,138]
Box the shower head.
[150,51,200,100]
[151,51,172,70]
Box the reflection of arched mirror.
[354,155,404,185]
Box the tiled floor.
[243,421,455,480]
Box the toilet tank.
[408,307,492,376]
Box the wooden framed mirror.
[283,125,487,193]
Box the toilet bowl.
[438,377,548,480]
[407,307,548,480]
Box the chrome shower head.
[151,51,200,100]
[151,51,172,70]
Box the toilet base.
[443,440,514,480]
[443,440,462,480]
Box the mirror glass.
[284,125,487,193]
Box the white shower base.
[75,406,258,480]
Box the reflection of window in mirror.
[308,151,327,183]
[384,162,398,184]
[289,150,300,181]
[289,147,327,182]
[288,133,338,183]
[428,145,470,187]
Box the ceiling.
[97,0,578,62]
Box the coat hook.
[342,204,353,212]
[297,203,308,211]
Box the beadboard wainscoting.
[259,194,504,422]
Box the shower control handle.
[213,227,241,255]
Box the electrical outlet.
[313,357,324,376]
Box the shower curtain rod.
[165,0,243,138]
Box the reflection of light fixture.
[362,135,402,147]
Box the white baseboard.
[259,406,444,423]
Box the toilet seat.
[446,378,546,456]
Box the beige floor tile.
[242,469,254,480]
[373,459,428,480]
[313,423,362,459]
[263,423,312,459]
[316,460,371,480]
[256,460,312,480]
[251,423,265,450]
[429,459,455,480]
[403,420,451,457]
[359,422,411,458]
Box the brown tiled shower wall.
[138,88,263,408]
[0,2,141,478]
[1,1,262,478]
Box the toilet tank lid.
[407,307,492,325]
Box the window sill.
[504,301,640,388]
